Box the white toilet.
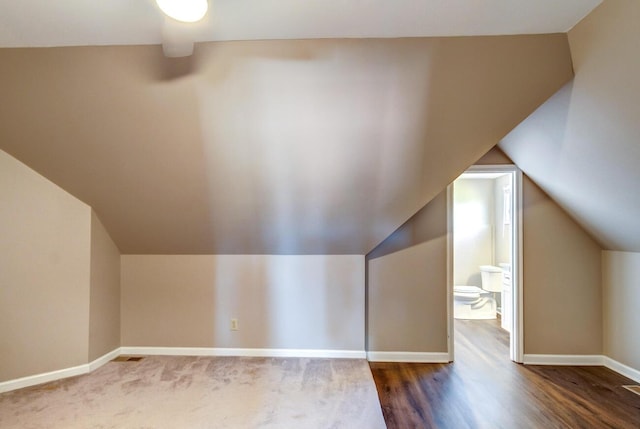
[454,265,503,319]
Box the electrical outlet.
[230,318,239,331]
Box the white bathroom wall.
[453,179,494,286]
[492,174,512,312]
[493,174,512,266]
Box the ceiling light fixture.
[155,0,208,23]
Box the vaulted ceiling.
[500,0,640,252]
[0,1,603,254]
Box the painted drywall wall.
[0,35,573,254]
[368,240,448,353]
[121,255,364,351]
[0,149,91,382]
[89,211,121,361]
[499,0,640,252]
[522,178,602,354]
[367,191,448,353]
[453,179,494,287]
[602,251,640,371]
[367,147,602,356]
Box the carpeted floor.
[0,356,387,428]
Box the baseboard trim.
[0,346,364,393]
[0,363,87,394]
[603,357,640,383]
[366,351,450,363]
[3,348,637,394]
[120,347,366,360]
[523,354,604,366]
[0,348,121,394]
[88,348,122,372]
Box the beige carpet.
[0,356,387,428]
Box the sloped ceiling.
[499,0,640,252]
[0,36,573,254]
[1,1,597,255]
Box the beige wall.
[367,191,448,353]
[602,251,640,370]
[89,211,121,361]
[121,255,364,351]
[522,177,602,354]
[367,148,603,356]
[368,241,448,353]
[0,150,91,382]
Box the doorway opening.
[446,165,523,363]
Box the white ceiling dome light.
[155,0,208,57]
[155,0,208,23]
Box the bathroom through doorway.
[447,165,523,363]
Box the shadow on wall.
[194,40,434,255]
[367,190,448,260]
[210,255,365,350]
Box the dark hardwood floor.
[370,319,640,428]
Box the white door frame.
[446,164,524,363]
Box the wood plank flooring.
[370,319,640,428]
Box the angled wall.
[0,150,91,382]
[0,34,573,255]
[499,0,640,252]
[0,150,121,388]
[367,148,603,357]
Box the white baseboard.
[88,348,122,372]
[3,347,638,395]
[0,347,363,393]
[119,347,366,360]
[523,354,640,383]
[0,363,87,394]
[0,348,120,394]
[523,354,604,366]
[603,357,640,383]
[366,351,450,363]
